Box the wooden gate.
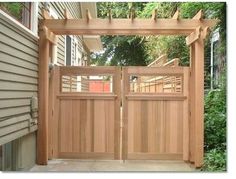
[49,66,189,161]
[48,66,121,159]
[122,66,189,160]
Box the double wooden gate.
[48,66,189,161]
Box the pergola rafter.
[37,8,218,168]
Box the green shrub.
[201,149,226,171]
[203,70,226,171]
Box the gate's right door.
[122,66,189,161]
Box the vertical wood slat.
[122,67,129,160]
[183,67,190,161]
[194,38,204,167]
[37,30,50,165]
[113,67,121,159]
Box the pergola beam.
[152,9,157,21]
[193,10,203,20]
[64,9,73,19]
[42,9,51,19]
[108,9,112,22]
[86,9,92,22]
[172,10,180,20]
[42,18,218,35]
[42,26,57,45]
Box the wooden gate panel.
[123,66,189,160]
[127,100,184,159]
[49,66,121,159]
[58,98,115,158]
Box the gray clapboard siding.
[0,53,38,71]
[0,106,30,120]
[0,44,38,65]
[0,126,37,146]
[0,61,38,78]
[0,71,38,85]
[38,2,84,66]
[0,114,30,129]
[0,35,38,57]
[0,91,38,100]
[0,121,29,137]
[0,11,38,145]
[0,99,31,109]
[0,24,38,50]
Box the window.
[65,35,72,66]
[0,2,31,29]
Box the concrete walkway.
[30,159,195,172]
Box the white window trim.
[0,9,38,39]
[30,2,38,35]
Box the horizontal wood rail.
[59,66,118,76]
[59,152,114,159]
[126,94,187,101]
[128,153,183,160]
[126,66,186,75]
[57,93,117,100]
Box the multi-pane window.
[0,2,32,29]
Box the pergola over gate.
[37,9,218,168]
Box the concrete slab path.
[30,159,195,172]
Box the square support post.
[190,38,204,167]
[37,30,50,165]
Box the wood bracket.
[185,26,201,46]
[42,26,58,45]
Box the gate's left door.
[48,66,121,159]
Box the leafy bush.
[203,70,226,171]
[202,149,226,171]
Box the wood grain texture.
[124,66,189,160]
[50,66,120,159]
[127,100,184,159]
[37,30,49,165]
[58,99,115,158]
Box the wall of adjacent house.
[0,10,38,170]
[38,2,88,66]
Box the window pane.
[66,36,72,66]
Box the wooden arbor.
[37,9,218,167]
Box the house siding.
[38,2,86,66]
[0,11,38,146]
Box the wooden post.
[189,34,205,167]
[183,67,189,161]
[193,37,204,167]
[37,29,50,165]
[189,44,195,163]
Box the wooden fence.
[48,65,190,162]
